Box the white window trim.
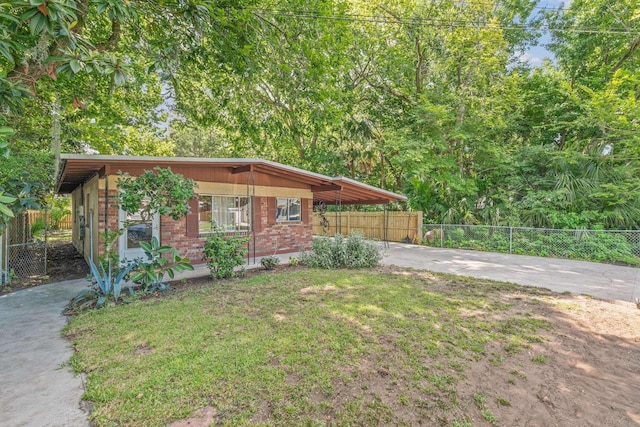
[198,194,252,234]
[276,197,302,223]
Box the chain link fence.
[0,211,48,286]
[422,224,640,266]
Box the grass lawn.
[65,267,555,426]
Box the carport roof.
[55,154,406,205]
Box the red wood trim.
[301,198,310,224]
[231,165,252,174]
[267,197,276,226]
[311,183,341,192]
[252,197,262,233]
[185,198,199,237]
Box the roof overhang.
[55,154,407,205]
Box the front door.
[118,208,159,262]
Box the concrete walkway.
[0,279,88,427]
[381,242,640,302]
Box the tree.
[0,0,229,215]
[116,167,197,223]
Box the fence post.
[440,224,444,248]
[509,227,513,254]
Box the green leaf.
[139,241,152,252]
[0,194,16,204]
[113,70,126,85]
[29,14,47,35]
[69,59,81,74]
[0,203,14,218]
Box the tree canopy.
[1,0,639,229]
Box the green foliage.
[99,229,122,269]
[431,226,640,266]
[260,255,280,270]
[0,125,47,230]
[2,0,639,233]
[0,128,13,157]
[47,195,71,230]
[0,191,16,228]
[0,176,42,231]
[30,217,45,241]
[202,223,249,279]
[299,233,382,269]
[129,237,194,293]
[116,167,196,222]
[67,259,137,313]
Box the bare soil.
[456,294,640,426]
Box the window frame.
[198,194,252,234]
[276,198,302,223]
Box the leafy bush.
[30,217,45,241]
[129,237,194,293]
[260,255,280,270]
[299,233,382,269]
[203,224,249,279]
[47,195,71,230]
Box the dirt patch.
[168,406,217,427]
[455,295,640,426]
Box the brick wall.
[97,189,120,257]
[250,197,313,257]
[98,195,313,262]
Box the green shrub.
[129,237,194,293]
[66,259,137,313]
[299,233,382,269]
[260,255,280,270]
[203,223,249,279]
[30,217,45,241]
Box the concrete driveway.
[0,278,88,427]
[381,242,640,302]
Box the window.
[125,211,153,249]
[199,195,251,233]
[276,198,301,222]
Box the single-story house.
[55,155,406,265]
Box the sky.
[521,0,571,66]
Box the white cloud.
[516,50,543,66]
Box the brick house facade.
[57,155,405,265]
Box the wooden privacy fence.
[312,211,423,242]
[27,210,72,230]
